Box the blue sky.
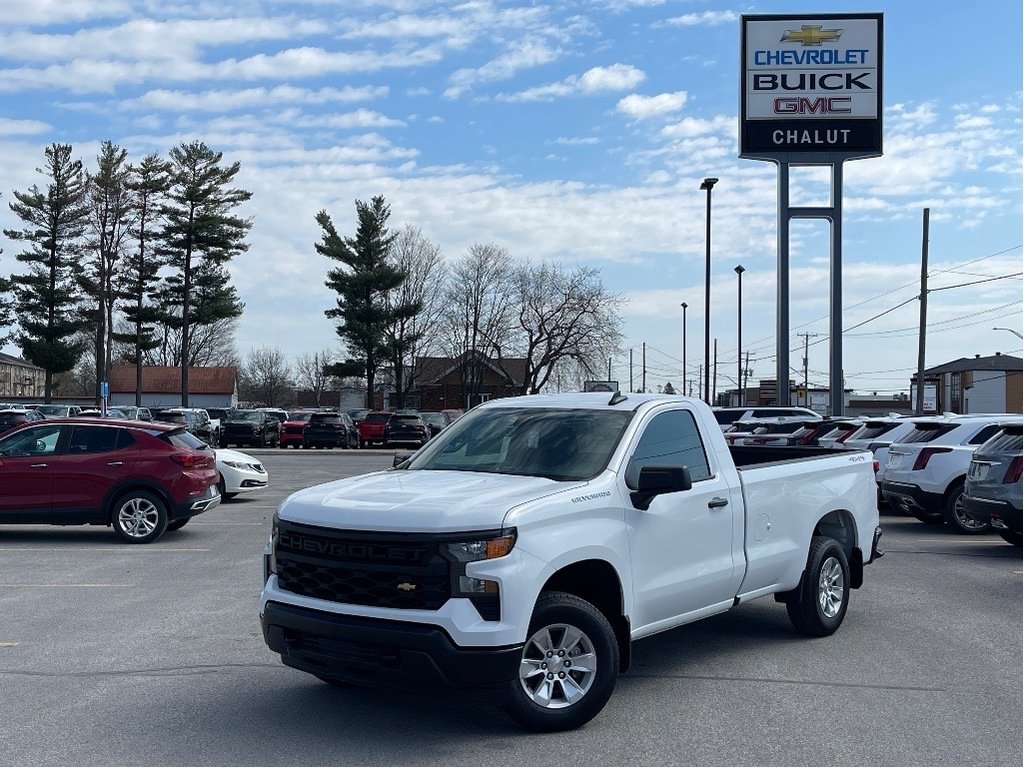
[0,0,1020,397]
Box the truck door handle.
[708,497,729,509]
[30,463,48,468]
[107,461,124,466]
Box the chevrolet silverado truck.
[260,393,881,732]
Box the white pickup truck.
[260,393,881,731]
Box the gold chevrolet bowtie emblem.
[781,25,842,46]
[396,582,417,591]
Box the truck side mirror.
[630,465,692,510]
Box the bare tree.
[140,316,239,368]
[239,346,293,406]
[385,225,447,405]
[441,243,514,406]
[294,348,337,406]
[499,262,623,394]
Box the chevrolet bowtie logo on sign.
[781,25,842,46]
[396,582,417,591]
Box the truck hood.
[278,469,578,532]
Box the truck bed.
[729,444,850,468]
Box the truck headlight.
[444,530,516,562]
[263,517,279,583]
[444,530,515,621]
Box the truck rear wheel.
[786,536,850,637]
[505,591,618,732]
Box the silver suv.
[962,423,1022,547]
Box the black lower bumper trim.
[261,601,520,689]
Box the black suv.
[303,412,357,449]
[221,409,281,448]
[153,408,217,447]
[384,413,430,447]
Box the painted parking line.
[0,548,210,552]
[0,583,135,588]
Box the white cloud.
[0,117,50,136]
[445,39,561,99]
[660,114,734,139]
[661,10,739,27]
[498,63,645,102]
[617,91,687,119]
[123,85,388,113]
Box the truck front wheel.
[505,591,618,732]
[786,536,850,637]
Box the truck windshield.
[404,407,634,481]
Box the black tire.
[259,432,268,448]
[359,439,366,449]
[111,490,168,544]
[998,529,1023,547]
[166,518,190,532]
[271,434,280,448]
[504,591,618,732]
[942,480,990,534]
[785,536,850,637]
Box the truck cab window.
[627,410,711,487]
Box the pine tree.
[317,196,415,409]
[111,152,170,405]
[82,140,133,404]
[159,141,251,405]
[4,143,90,401]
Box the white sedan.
[215,448,269,499]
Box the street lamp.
[699,176,718,404]
[993,326,1023,339]
[734,264,744,406]
[681,302,688,396]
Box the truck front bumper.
[261,601,521,690]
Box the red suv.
[0,418,219,544]
[358,411,393,448]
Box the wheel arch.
[539,558,631,672]
[103,480,173,525]
[813,508,862,588]
[943,474,967,501]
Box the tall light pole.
[700,176,718,404]
[681,302,688,396]
[993,326,1023,339]
[734,264,744,406]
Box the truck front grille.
[275,520,452,610]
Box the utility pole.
[697,365,702,399]
[712,338,718,405]
[642,342,647,393]
[915,208,930,416]
[629,348,634,392]
[743,351,750,405]
[607,357,612,382]
[797,333,823,407]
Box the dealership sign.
[740,13,883,158]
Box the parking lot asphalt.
[0,448,1020,766]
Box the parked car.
[221,409,281,448]
[215,448,269,500]
[383,413,430,447]
[34,404,84,418]
[441,408,464,424]
[280,410,317,448]
[962,423,1022,546]
[738,417,822,447]
[153,408,217,447]
[106,405,153,421]
[358,411,393,448]
[347,409,371,429]
[302,411,357,449]
[783,419,851,447]
[0,408,45,436]
[419,411,451,438]
[879,414,1021,533]
[712,406,820,433]
[258,408,289,430]
[815,419,866,449]
[0,418,219,543]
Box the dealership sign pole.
[740,13,883,414]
